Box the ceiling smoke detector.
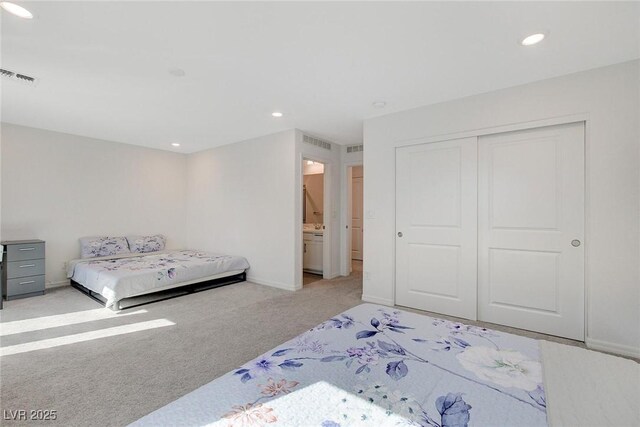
[168,67,186,77]
[0,68,37,86]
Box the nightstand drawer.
[7,275,45,296]
[7,242,45,262]
[6,259,45,279]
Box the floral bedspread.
[68,250,250,307]
[132,304,547,426]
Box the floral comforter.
[67,250,250,308]
[133,304,547,426]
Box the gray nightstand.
[1,240,46,300]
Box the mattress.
[67,250,250,308]
[132,303,549,426]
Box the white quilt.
[67,250,249,308]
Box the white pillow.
[126,234,166,254]
[80,236,130,259]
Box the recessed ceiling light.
[171,143,181,147]
[372,101,386,109]
[168,68,186,77]
[272,112,283,118]
[521,33,545,46]
[0,2,33,19]
[306,160,314,165]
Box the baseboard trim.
[46,280,70,289]
[361,294,394,307]
[247,276,297,292]
[586,337,640,359]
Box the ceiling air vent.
[346,144,363,153]
[0,68,37,86]
[303,134,332,151]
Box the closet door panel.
[478,122,585,340]
[395,137,477,320]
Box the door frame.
[392,113,590,339]
[299,153,332,282]
[341,160,363,276]
[351,166,364,262]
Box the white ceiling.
[2,1,638,153]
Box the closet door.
[396,137,478,320]
[478,123,585,340]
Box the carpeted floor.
[303,260,362,285]
[0,265,591,426]
[302,272,323,285]
[0,273,363,426]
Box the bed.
[67,250,250,310]
[132,303,547,426]
[131,303,639,427]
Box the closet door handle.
[571,239,581,247]
[397,232,403,238]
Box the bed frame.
[70,271,247,310]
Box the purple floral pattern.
[230,306,546,427]
[126,234,166,253]
[80,236,130,259]
[135,304,547,427]
[86,251,235,284]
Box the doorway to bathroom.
[303,159,325,285]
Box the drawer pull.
[19,247,36,251]
[19,264,36,268]
[19,280,36,285]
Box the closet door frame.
[392,113,589,339]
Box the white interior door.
[478,123,585,340]
[351,166,363,261]
[396,137,478,320]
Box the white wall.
[186,130,298,290]
[1,124,188,285]
[1,125,346,293]
[363,60,640,357]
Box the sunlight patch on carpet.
[0,308,148,337]
[1,319,175,356]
